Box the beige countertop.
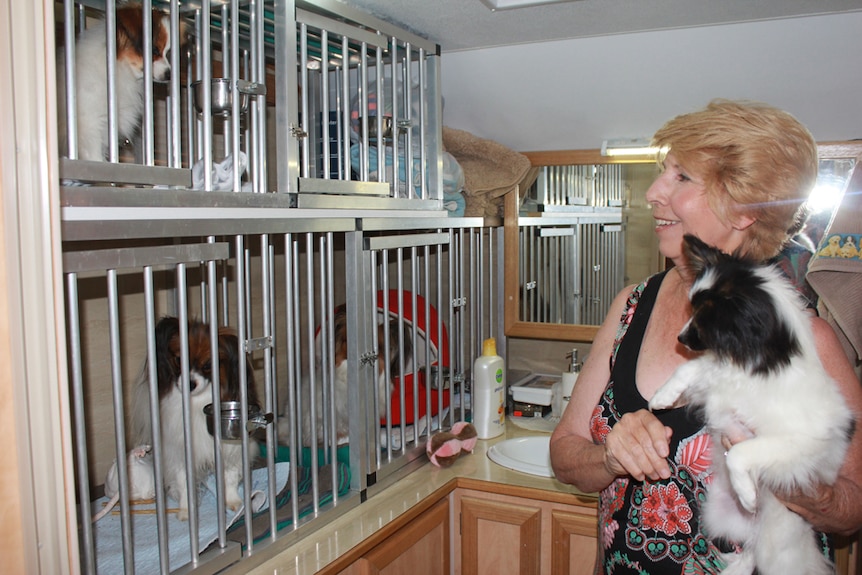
[230,420,595,575]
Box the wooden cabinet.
[452,487,598,575]
[329,481,597,575]
[337,498,450,575]
[550,508,600,575]
[459,495,542,575]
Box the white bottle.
[472,337,506,439]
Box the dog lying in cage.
[131,316,260,521]
[277,305,413,447]
[56,3,184,161]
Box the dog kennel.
[64,215,499,574]
[55,0,502,573]
[518,165,626,326]
[57,0,443,210]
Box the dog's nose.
[678,328,705,351]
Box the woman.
[549,99,862,574]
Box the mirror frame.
[504,141,862,342]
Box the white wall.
[441,12,862,152]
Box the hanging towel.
[442,127,531,218]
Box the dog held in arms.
[132,316,260,521]
[648,235,854,575]
[56,3,180,161]
[277,306,412,447]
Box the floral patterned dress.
[590,271,728,574]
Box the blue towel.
[350,143,422,198]
[91,462,289,575]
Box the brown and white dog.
[277,306,412,447]
[131,316,260,521]
[57,3,180,161]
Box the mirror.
[504,142,862,342]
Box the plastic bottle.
[472,337,506,439]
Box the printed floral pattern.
[593,274,727,574]
[639,482,693,536]
[676,432,713,481]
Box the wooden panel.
[361,498,450,575]
[460,496,542,575]
[550,509,598,575]
[521,149,648,166]
[503,189,600,342]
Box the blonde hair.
[652,99,818,261]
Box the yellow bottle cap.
[483,337,497,357]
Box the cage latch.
[245,336,273,352]
[291,124,308,139]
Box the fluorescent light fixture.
[479,0,579,11]
[601,138,663,158]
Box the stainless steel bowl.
[427,365,451,390]
[192,79,249,117]
[357,116,393,140]
[203,401,272,440]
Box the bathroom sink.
[487,436,554,477]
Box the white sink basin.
[487,436,554,477]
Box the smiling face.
[645,153,752,266]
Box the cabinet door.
[551,509,598,575]
[460,495,542,575]
[356,498,450,575]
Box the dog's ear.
[115,5,145,55]
[332,306,349,364]
[682,234,726,278]
[154,315,181,384]
[217,327,259,407]
[175,14,189,49]
[387,318,412,376]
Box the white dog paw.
[226,495,242,512]
[176,507,189,522]
[727,456,758,513]
[719,551,756,575]
[649,387,676,411]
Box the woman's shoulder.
[620,270,669,309]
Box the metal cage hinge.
[290,124,308,139]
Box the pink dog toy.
[426,422,478,468]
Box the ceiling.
[334,0,862,52]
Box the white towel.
[191,152,251,192]
[380,407,449,450]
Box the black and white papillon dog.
[649,234,854,575]
[132,316,260,521]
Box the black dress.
[590,271,727,574]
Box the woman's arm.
[778,317,862,535]
[550,286,673,493]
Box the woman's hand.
[603,409,673,481]
[776,484,836,532]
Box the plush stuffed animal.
[426,422,478,468]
